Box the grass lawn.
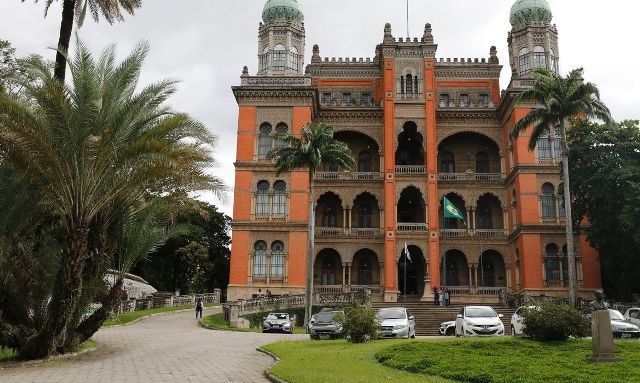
[0,340,97,364]
[263,339,452,383]
[201,313,307,334]
[103,303,219,327]
[376,338,640,383]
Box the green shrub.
[522,300,589,341]
[334,303,378,343]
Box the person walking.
[195,298,203,319]
[433,287,439,307]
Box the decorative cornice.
[240,76,312,87]
[232,221,308,231]
[232,88,315,106]
[436,110,500,126]
[435,65,502,80]
[318,110,384,125]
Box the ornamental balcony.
[438,173,504,182]
[396,165,426,175]
[440,228,507,238]
[315,172,383,181]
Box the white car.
[510,306,539,336]
[377,307,416,339]
[439,320,456,336]
[624,307,640,326]
[262,312,294,334]
[455,306,505,337]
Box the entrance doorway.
[397,245,426,296]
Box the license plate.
[319,334,331,340]
[622,333,632,339]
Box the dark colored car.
[309,310,344,339]
[262,313,294,334]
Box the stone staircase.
[372,301,517,336]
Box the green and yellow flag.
[444,196,466,224]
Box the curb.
[256,347,289,383]
[0,342,100,369]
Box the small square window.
[479,94,489,107]
[322,93,332,105]
[362,93,372,106]
[440,93,450,106]
[460,94,469,107]
[343,93,353,105]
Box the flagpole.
[480,245,484,304]
[442,196,446,307]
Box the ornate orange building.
[227,0,602,302]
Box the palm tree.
[26,0,141,80]
[511,68,612,306]
[267,123,355,326]
[0,40,224,359]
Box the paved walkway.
[1,308,305,383]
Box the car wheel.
[446,328,455,337]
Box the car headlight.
[393,324,408,330]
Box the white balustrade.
[396,165,426,175]
[397,223,428,232]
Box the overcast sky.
[1,0,638,216]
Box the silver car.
[439,320,456,336]
[377,307,416,339]
[262,312,294,334]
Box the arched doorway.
[352,249,380,286]
[353,192,380,229]
[479,250,506,287]
[441,249,469,287]
[314,249,342,286]
[395,121,424,165]
[476,193,504,230]
[315,192,343,228]
[398,245,426,296]
[397,186,426,224]
[439,193,467,229]
[438,132,501,173]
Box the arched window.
[541,183,556,219]
[358,202,372,228]
[518,48,530,75]
[274,122,288,148]
[405,74,413,94]
[545,243,560,282]
[477,205,492,229]
[273,44,286,70]
[475,152,490,173]
[440,151,455,173]
[358,257,372,285]
[550,49,558,74]
[323,205,337,227]
[270,241,285,278]
[553,127,562,159]
[261,47,269,71]
[255,181,270,216]
[288,46,299,71]
[253,241,268,277]
[533,46,546,69]
[258,123,273,156]
[321,257,337,285]
[272,181,287,216]
[537,132,551,159]
[358,151,372,172]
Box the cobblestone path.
[1,307,305,382]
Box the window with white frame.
[253,241,268,278]
[519,48,530,75]
[274,123,288,148]
[272,181,287,216]
[533,46,546,69]
[261,47,269,71]
[255,181,270,216]
[541,183,556,219]
[545,243,561,282]
[258,123,273,156]
[270,241,285,278]
[288,46,299,71]
[273,44,286,70]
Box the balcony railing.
[475,229,506,238]
[446,286,471,295]
[316,227,343,237]
[441,229,507,238]
[397,223,428,232]
[477,287,504,296]
[438,173,503,182]
[396,165,426,175]
[252,214,288,222]
[351,228,382,237]
[440,229,468,238]
[315,227,383,238]
[316,172,383,181]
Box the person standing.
[195,298,203,319]
[445,289,451,306]
[433,287,439,307]
[439,287,445,307]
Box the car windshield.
[267,313,288,320]
[609,310,626,321]
[315,312,338,323]
[378,309,406,320]
[466,307,496,318]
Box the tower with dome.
[227,0,602,304]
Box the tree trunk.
[561,121,577,307]
[54,0,76,81]
[304,180,315,327]
[18,227,87,359]
[71,280,124,346]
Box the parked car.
[377,307,416,339]
[609,309,640,339]
[624,307,640,327]
[455,306,505,337]
[439,320,456,336]
[262,313,294,334]
[510,305,539,336]
[309,310,344,340]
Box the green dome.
[262,0,304,25]
[510,0,553,28]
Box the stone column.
[347,263,352,286]
[343,208,347,231]
[348,207,352,234]
[503,209,509,235]
[468,265,474,294]
[342,263,347,287]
